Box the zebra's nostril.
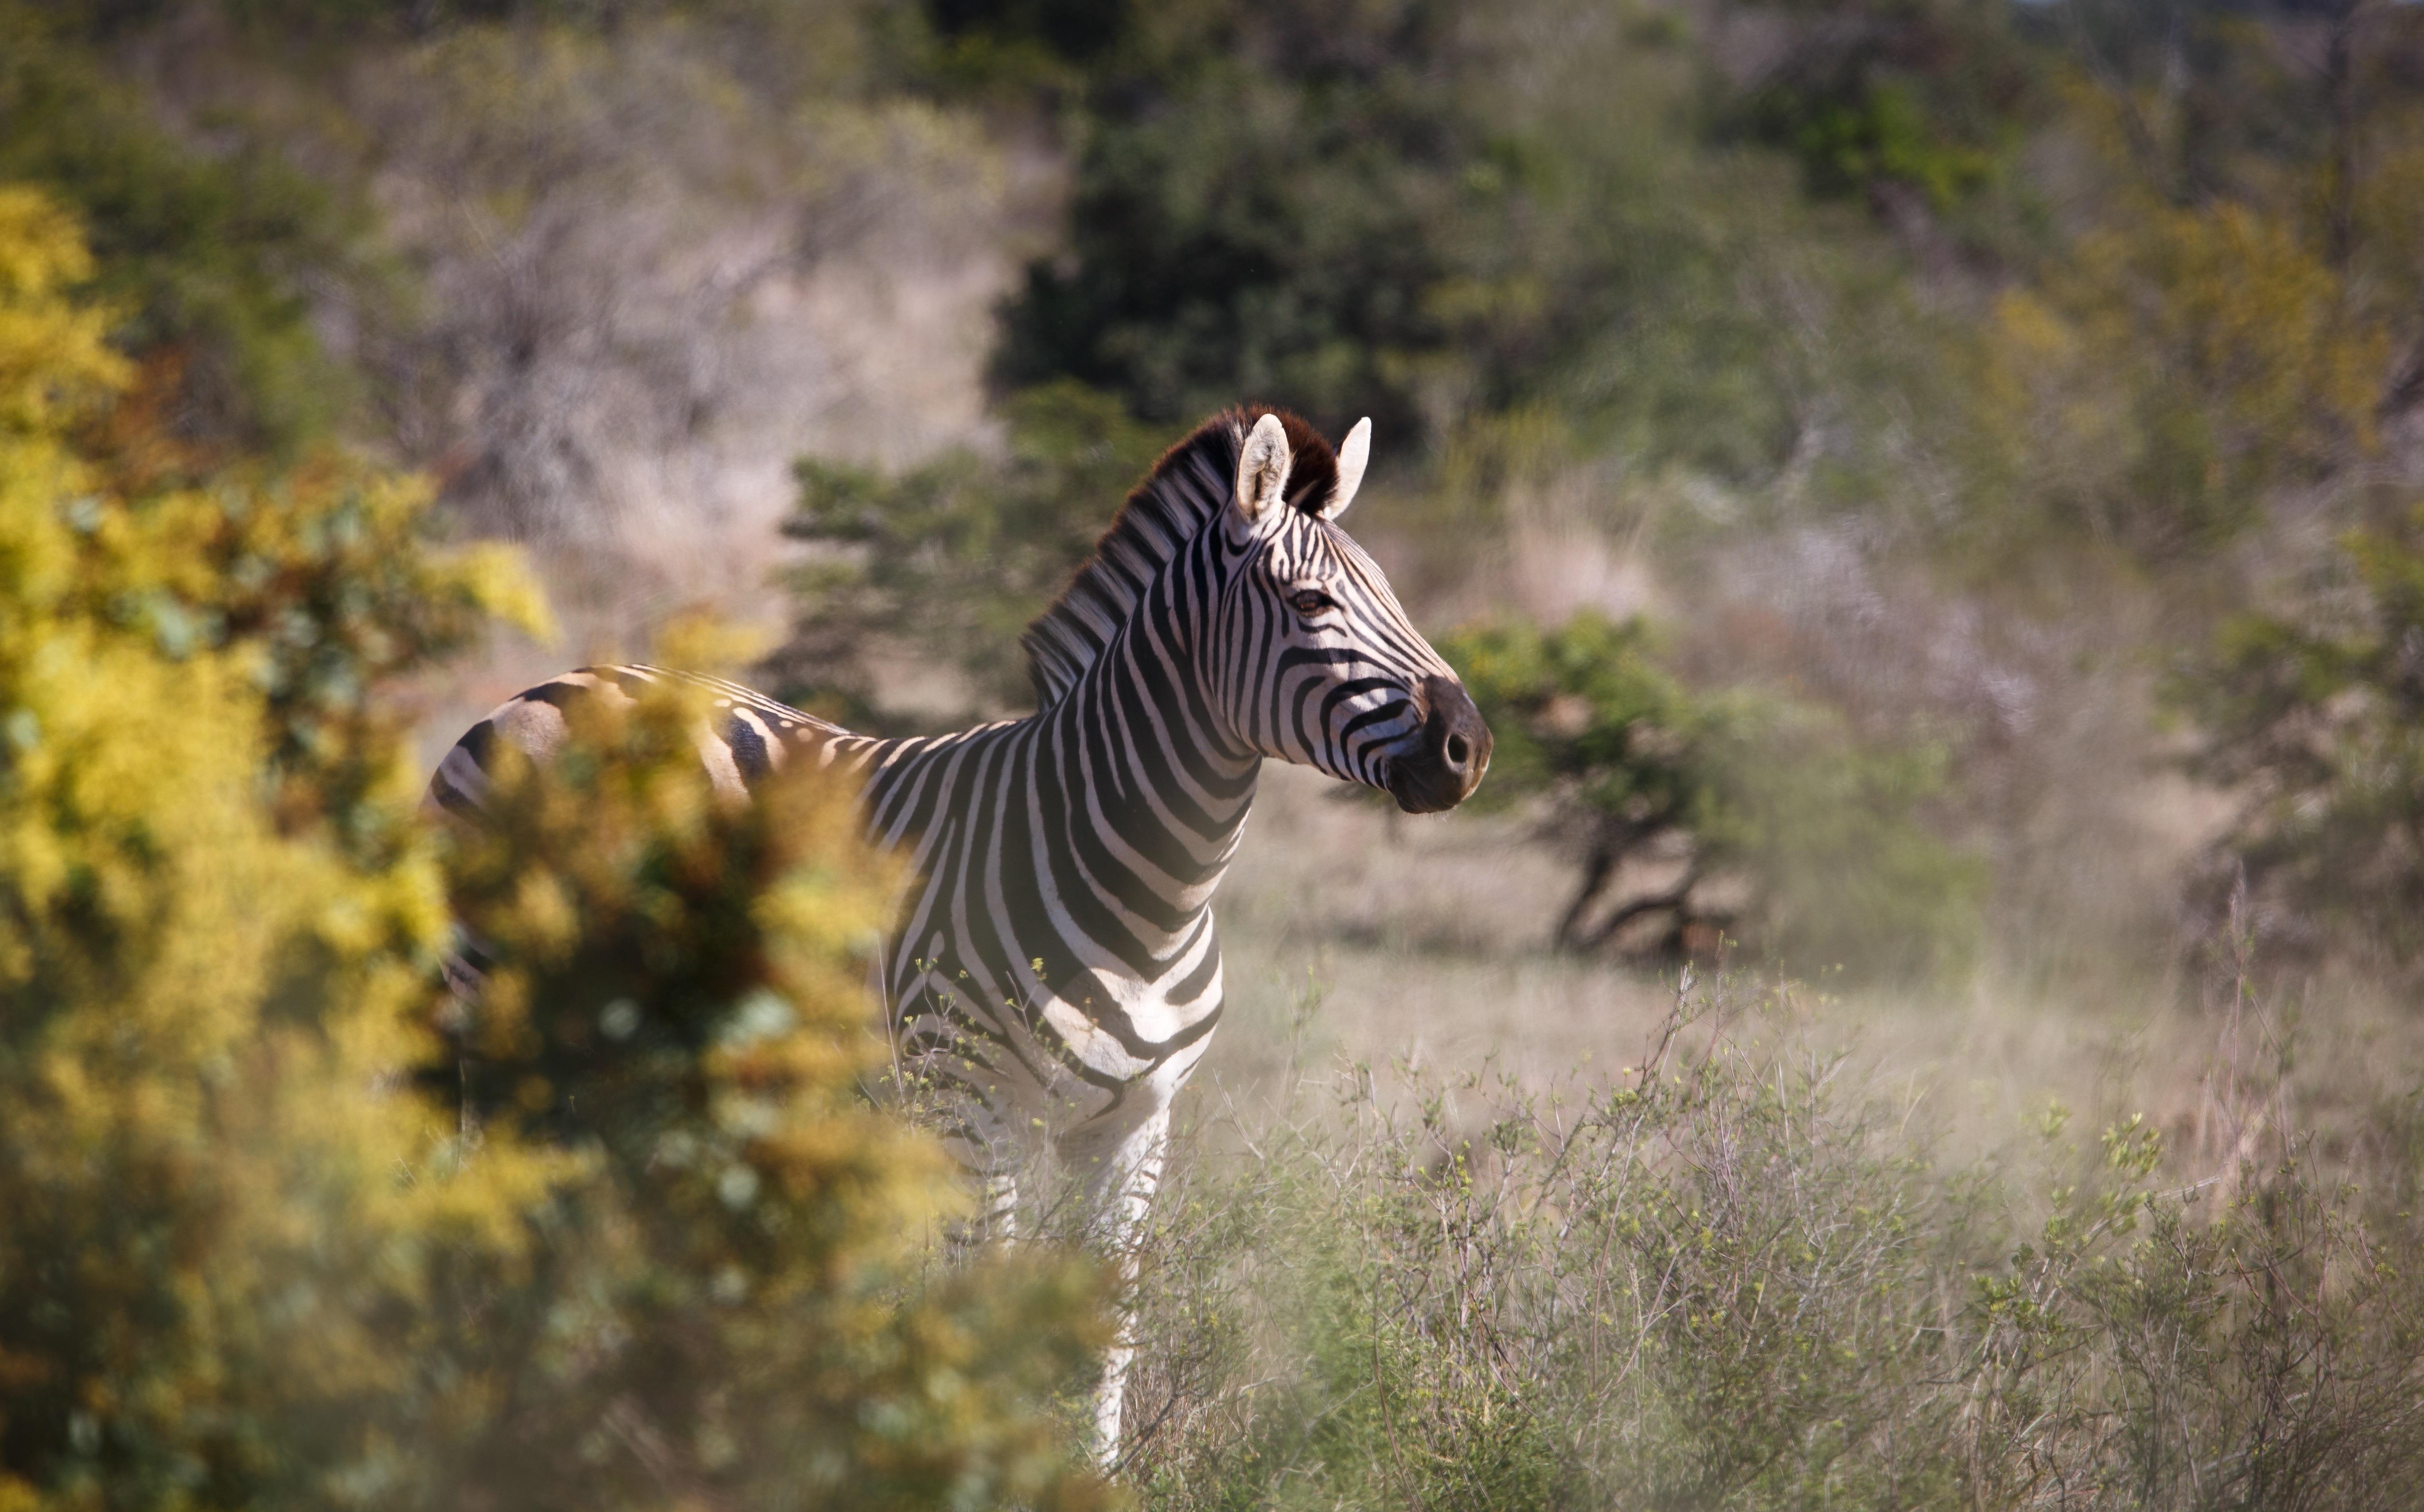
[1445,733,1470,767]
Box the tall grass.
[1106,965,2424,1510]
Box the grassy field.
[1122,766,2424,1507]
[1208,763,2416,1170]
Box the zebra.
[425,406,1492,1465]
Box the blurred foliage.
[2176,505,2424,966]
[1446,614,1984,983]
[974,0,2018,488]
[2022,0,2401,217]
[52,367,549,859]
[770,379,1168,718]
[1722,0,2039,215]
[0,187,1110,1509]
[0,180,538,986]
[0,177,548,1509]
[1123,975,2424,1509]
[1701,3,2424,570]
[62,0,878,57]
[354,10,1001,542]
[991,0,1544,443]
[1970,191,2386,561]
[0,3,370,454]
[426,663,1115,1511]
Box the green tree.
[769,379,1167,718]
[990,0,1542,442]
[1447,613,1982,981]
[2176,505,2424,966]
[1445,615,1734,954]
[1719,0,2039,216]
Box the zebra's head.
[1212,411,1491,814]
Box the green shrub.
[1445,613,1983,983]
[2172,506,2424,967]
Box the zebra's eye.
[1289,588,1336,617]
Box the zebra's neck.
[1053,591,1262,903]
[859,560,1259,976]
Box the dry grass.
[1118,918,2424,1508]
[1207,765,2424,1185]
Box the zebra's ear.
[1234,412,1293,524]
[1319,417,1371,521]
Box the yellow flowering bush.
[0,185,1108,1511]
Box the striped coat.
[428,407,1492,1461]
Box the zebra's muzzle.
[1386,674,1492,814]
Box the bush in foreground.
[431,663,1115,1510]
[0,184,1110,1511]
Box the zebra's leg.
[978,1164,1020,1243]
[930,1090,1029,1249]
[438,920,495,1147]
[886,970,1040,1246]
[1058,1099,1173,1470]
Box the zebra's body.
[427,407,1491,1464]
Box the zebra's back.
[425,664,876,823]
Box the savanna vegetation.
[8,0,2424,1506]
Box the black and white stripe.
[427,407,1491,1462]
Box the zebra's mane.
[1020,406,1340,707]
